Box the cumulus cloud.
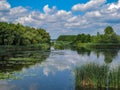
[0,1,29,22]
[72,0,106,11]
[10,6,28,15]
[43,5,51,14]
[0,0,120,38]
[108,0,120,10]
[0,0,10,11]
[56,10,71,16]
[43,4,57,14]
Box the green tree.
[0,22,50,45]
[57,35,76,42]
[104,26,114,35]
[75,34,91,43]
[103,26,119,43]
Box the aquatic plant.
[75,63,120,89]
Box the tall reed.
[75,63,120,89]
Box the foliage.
[92,26,119,43]
[104,26,114,35]
[0,22,50,45]
[28,43,50,50]
[55,26,120,49]
[71,26,120,49]
[73,34,91,44]
[57,35,77,42]
[54,41,71,49]
[75,63,120,89]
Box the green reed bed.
[75,63,120,89]
[108,66,120,88]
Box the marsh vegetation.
[75,63,120,89]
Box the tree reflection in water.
[75,47,119,64]
[0,47,50,79]
[75,48,120,90]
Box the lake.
[0,47,120,90]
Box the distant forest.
[0,22,50,45]
[57,26,120,44]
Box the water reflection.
[24,48,120,79]
[74,48,120,64]
[0,47,50,79]
[0,47,119,90]
[72,47,91,56]
[93,49,119,64]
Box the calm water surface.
[0,47,120,90]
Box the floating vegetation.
[0,47,50,80]
[75,63,120,89]
[9,58,39,61]
[0,72,18,80]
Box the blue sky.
[8,0,88,11]
[8,0,118,11]
[0,0,120,38]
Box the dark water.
[0,47,120,90]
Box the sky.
[0,0,120,39]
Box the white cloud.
[56,10,71,16]
[72,0,106,11]
[1,0,120,38]
[43,5,51,14]
[67,16,78,22]
[43,4,57,14]
[86,11,102,17]
[0,0,10,11]
[108,0,120,10]
[10,6,28,15]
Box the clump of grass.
[9,57,43,65]
[54,41,71,49]
[28,43,50,50]
[75,63,120,89]
[0,72,18,80]
[108,66,120,88]
[9,58,39,61]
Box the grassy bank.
[0,43,50,52]
[54,41,72,49]
[72,42,120,49]
[54,40,120,50]
[86,43,120,49]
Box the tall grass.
[75,63,120,89]
[0,43,50,51]
[54,41,71,49]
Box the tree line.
[0,22,50,45]
[57,35,77,42]
[57,26,120,44]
